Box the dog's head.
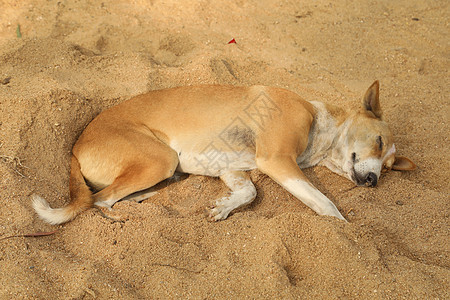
[338,81,416,187]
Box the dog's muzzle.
[351,168,378,187]
[364,172,378,187]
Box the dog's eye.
[376,136,383,150]
[352,152,356,162]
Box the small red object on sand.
[228,38,236,44]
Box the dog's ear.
[362,80,382,119]
[392,156,416,171]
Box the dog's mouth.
[350,153,363,186]
[350,167,364,186]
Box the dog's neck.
[296,101,352,173]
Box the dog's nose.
[365,172,378,187]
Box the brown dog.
[33,81,415,224]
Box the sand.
[0,0,448,299]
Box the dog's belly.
[170,138,257,176]
[176,150,256,176]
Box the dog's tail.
[32,155,94,225]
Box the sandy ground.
[0,0,449,299]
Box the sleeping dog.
[33,81,415,224]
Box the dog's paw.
[208,197,232,222]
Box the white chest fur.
[296,101,338,168]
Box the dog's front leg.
[257,155,346,221]
[209,171,257,221]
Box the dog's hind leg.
[121,188,159,203]
[122,172,187,203]
[92,137,179,209]
[209,171,257,221]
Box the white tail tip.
[32,194,73,225]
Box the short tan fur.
[33,82,415,224]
